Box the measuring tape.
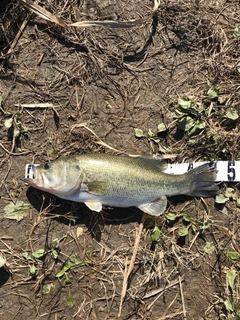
[164,161,238,182]
[25,161,239,182]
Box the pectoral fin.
[138,196,167,216]
[85,181,108,195]
[85,201,102,212]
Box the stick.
[118,214,146,317]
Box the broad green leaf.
[225,108,239,121]
[224,300,234,312]
[225,188,235,199]
[178,226,189,237]
[178,116,194,132]
[0,255,6,268]
[183,214,191,222]
[30,264,36,275]
[203,242,215,254]
[4,117,13,128]
[157,123,167,133]
[227,269,237,292]
[236,198,240,208]
[66,290,74,307]
[148,129,154,138]
[42,283,56,295]
[4,201,29,221]
[187,120,205,136]
[233,26,240,38]
[226,251,240,260]
[32,249,45,259]
[134,128,144,138]
[22,252,33,261]
[215,194,229,204]
[207,88,219,100]
[151,226,161,242]
[165,213,177,221]
[177,98,192,109]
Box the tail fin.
[186,162,218,197]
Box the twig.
[143,277,184,299]
[118,214,146,317]
[179,275,187,320]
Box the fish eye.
[44,162,51,170]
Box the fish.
[26,154,218,216]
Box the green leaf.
[134,128,144,138]
[52,238,60,249]
[52,249,59,260]
[151,226,161,242]
[187,120,205,136]
[233,26,240,38]
[157,123,167,133]
[215,194,229,204]
[0,255,6,268]
[191,223,197,233]
[227,269,237,292]
[4,201,29,221]
[148,128,154,138]
[226,251,240,260]
[66,289,74,307]
[236,198,240,208]
[30,264,36,275]
[55,259,72,278]
[224,299,234,312]
[178,98,192,109]
[32,249,46,259]
[183,214,191,222]
[22,252,33,261]
[42,283,56,295]
[207,87,219,100]
[13,128,20,138]
[225,108,239,121]
[178,116,194,132]
[203,242,215,254]
[165,213,177,221]
[178,226,189,237]
[65,273,72,284]
[225,188,236,199]
[4,117,13,128]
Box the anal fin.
[138,196,167,216]
[85,201,102,212]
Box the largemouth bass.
[26,154,218,216]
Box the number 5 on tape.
[164,161,239,182]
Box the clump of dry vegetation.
[0,0,240,319]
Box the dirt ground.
[0,0,240,319]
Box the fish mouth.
[25,164,39,180]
